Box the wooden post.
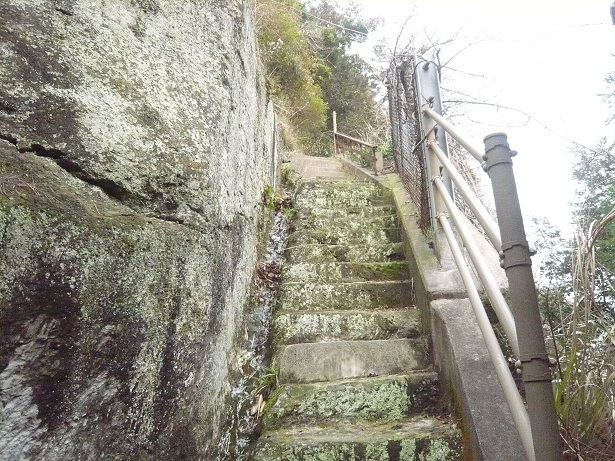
[373,147,383,175]
[332,111,338,156]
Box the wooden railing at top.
[332,111,383,174]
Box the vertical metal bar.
[373,146,383,175]
[332,111,338,155]
[414,56,455,267]
[414,58,453,199]
[483,133,561,461]
[414,61,439,234]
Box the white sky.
[340,0,615,236]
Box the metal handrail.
[437,212,535,461]
[433,177,519,357]
[428,140,501,252]
[423,106,483,162]
[331,111,380,173]
[333,131,376,148]
[421,105,560,460]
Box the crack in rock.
[19,143,133,203]
[0,134,207,228]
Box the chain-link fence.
[386,56,431,232]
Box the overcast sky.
[341,0,614,235]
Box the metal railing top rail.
[333,131,377,149]
[331,111,381,173]
[423,106,483,163]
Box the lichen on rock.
[0,0,278,459]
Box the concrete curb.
[431,299,525,461]
[338,157,526,460]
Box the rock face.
[0,1,277,460]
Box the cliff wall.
[0,1,276,459]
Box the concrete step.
[298,204,398,219]
[296,181,389,204]
[287,227,401,246]
[253,418,462,460]
[273,309,421,344]
[283,262,411,283]
[279,281,415,311]
[296,196,393,212]
[293,212,398,233]
[286,243,405,264]
[277,339,428,384]
[263,373,442,430]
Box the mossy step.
[297,181,389,200]
[293,213,398,233]
[279,281,414,311]
[296,195,393,210]
[278,339,428,384]
[286,243,405,264]
[273,309,421,344]
[298,205,398,221]
[287,227,400,246]
[283,262,410,283]
[253,418,462,460]
[263,373,442,430]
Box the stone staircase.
[252,179,462,460]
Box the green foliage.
[306,1,383,140]
[262,184,285,210]
[572,139,615,277]
[534,140,615,459]
[281,164,301,191]
[255,0,385,154]
[377,138,393,161]
[256,0,328,151]
[253,361,279,396]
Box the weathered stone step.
[278,339,428,384]
[293,213,398,233]
[280,281,414,311]
[253,418,462,460]
[299,179,383,191]
[283,261,410,283]
[263,373,442,430]
[299,204,397,219]
[286,243,405,264]
[273,309,421,344]
[287,227,400,246]
[296,181,388,202]
[297,196,393,212]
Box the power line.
[267,0,369,37]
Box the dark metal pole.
[482,133,561,461]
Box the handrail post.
[482,133,561,461]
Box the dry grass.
[0,171,47,198]
[552,210,615,460]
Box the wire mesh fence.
[386,56,431,232]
